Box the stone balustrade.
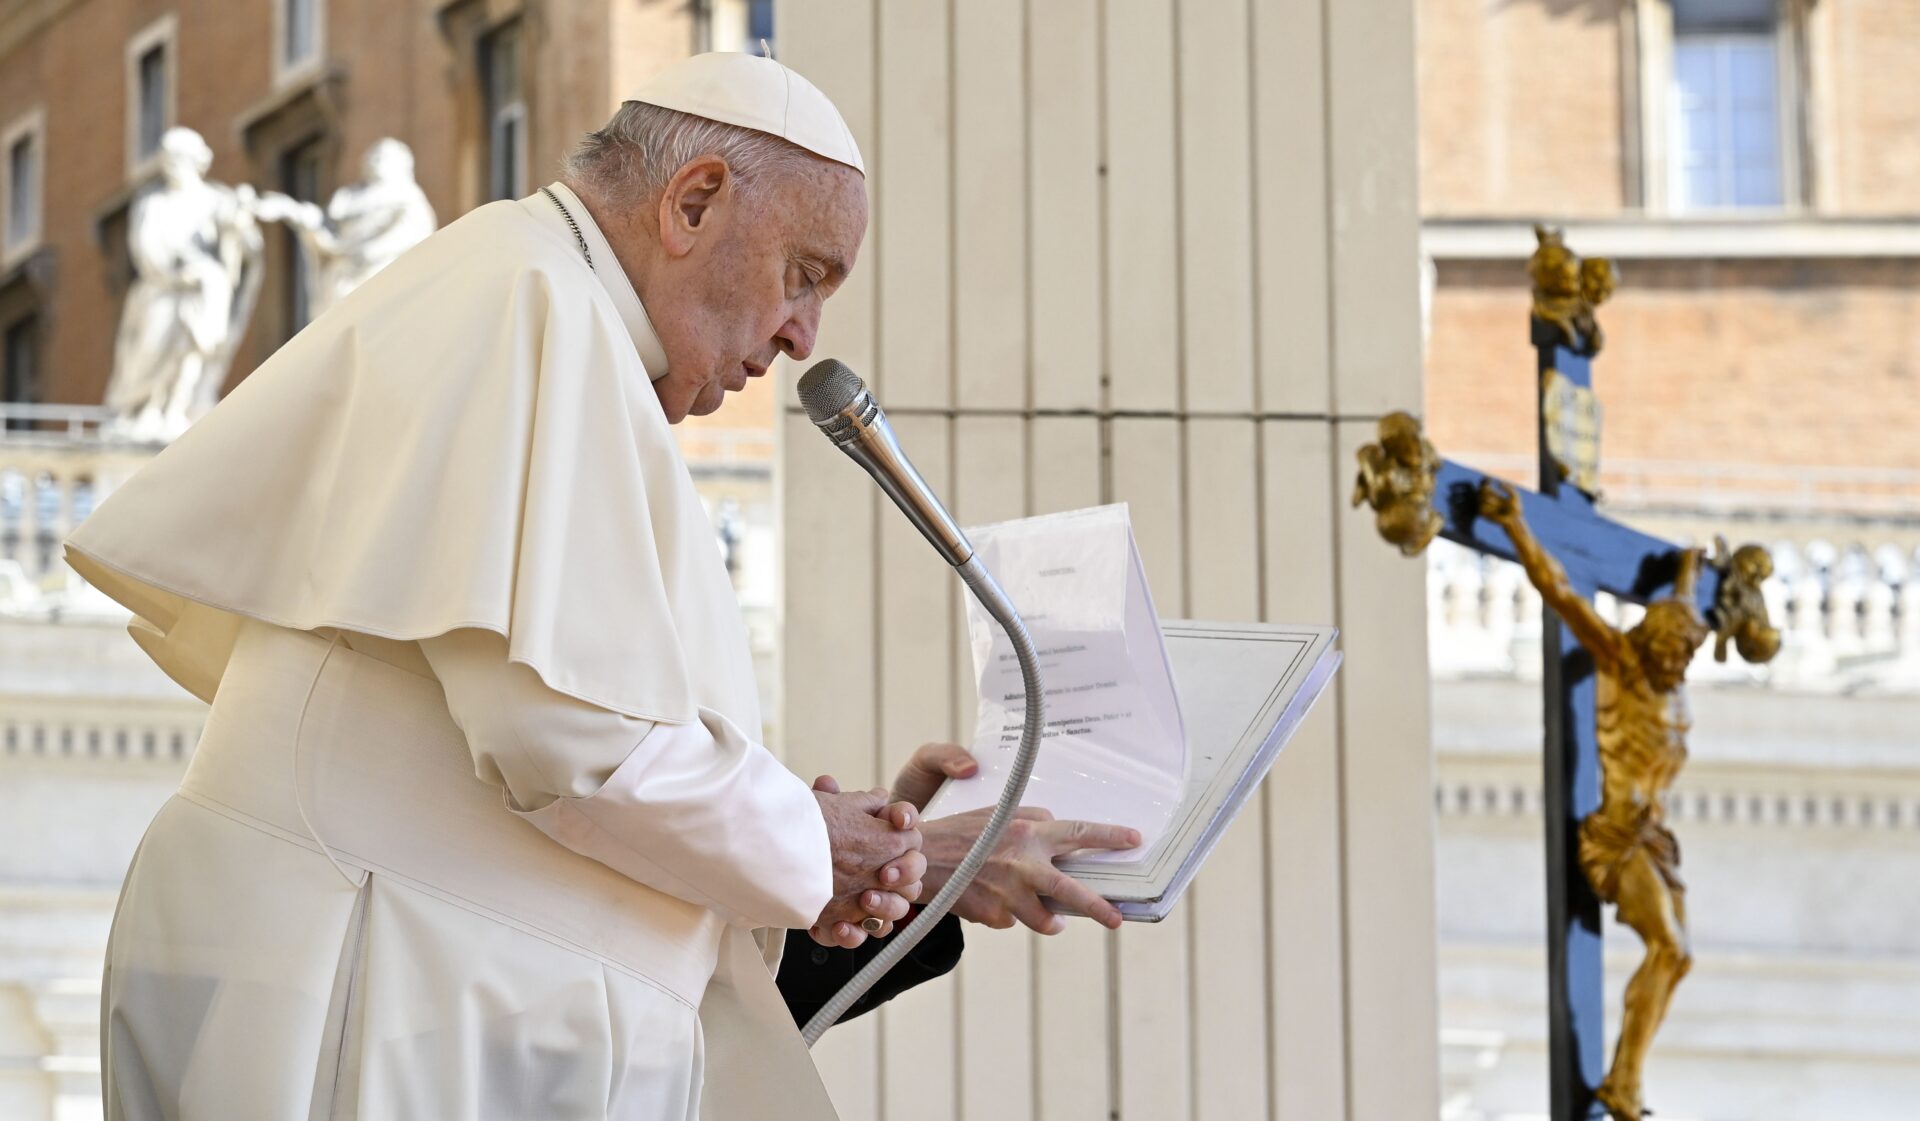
[0,425,785,762]
[0,693,203,765]
[9,427,1914,696]
[1428,536,1920,693]
[0,417,156,608]
[0,425,773,614]
[0,403,120,440]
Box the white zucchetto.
[628,52,864,175]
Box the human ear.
[658,156,730,257]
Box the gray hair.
[563,100,816,208]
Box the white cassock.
[64,178,845,1121]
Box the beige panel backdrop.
[777,0,1437,1117]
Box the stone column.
[778,1,1436,1117]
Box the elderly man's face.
[641,156,867,422]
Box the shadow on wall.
[1495,0,1623,25]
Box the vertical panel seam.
[1170,3,1199,1108]
[1180,416,1202,1121]
[947,0,959,413]
[1256,436,1279,1121]
[1096,0,1112,421]
[1316,1,1356,1110]
[871,5,889,1116]
[1328,421,1357,1121]
[1171,0,1189,418]
[1022,0,1037,418]
[1319,0,1343,420]
[1247,0,1275,1101]
[1022,409,1041,1121]
[1246,0,1265,419]
[947,411,966,1119]
[1096,6,1121,1115]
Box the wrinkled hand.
[809,778,925,949]
[889,744,1140,932]
[890,742,980,811]
[1478,478,1519,526]
[923,805,1141,934]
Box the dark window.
[136,42,169,161]
[481,21,526,202]
[6,131,38,249]
[1674,0,1775,33]
[3,315,39,430]
[279,136,326,333]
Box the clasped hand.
[809,781,924,949]
[810,743,1141,947]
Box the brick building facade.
[0,0,777,443]
[3,0,1913,507]
[1420,0,1920,525]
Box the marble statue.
[281,139,437,321]
[106,127,278,441]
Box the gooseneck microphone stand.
[795,360,1047,1047]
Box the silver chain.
[540,186,593,269]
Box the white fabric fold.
[66,185,747,726]
[420,627,833,930]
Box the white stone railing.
[0,403,120,440]
[1,425,784,751]
[0,437,159,612]
[1434,768,1920,832]
[1428,537,1920,693]
[19,426,1910,696]
[0,426,772,616]
[0,693,204,764]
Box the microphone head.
[796,359,868,425]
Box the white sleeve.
[418,627,833,930]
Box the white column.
[779,0,1435,1115]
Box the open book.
[923,505,1341,921]
[1058,619,1339,920]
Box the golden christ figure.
[1478,478,1710,1121]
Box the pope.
[67,53,1136,1121]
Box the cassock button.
[810,947,831,965]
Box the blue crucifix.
[1354,228,1778,1121]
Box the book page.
[923,504,1187,863]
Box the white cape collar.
[526,181,672,381]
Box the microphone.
[792,358,1048,1047]
[795,359,972,567]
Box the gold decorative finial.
[1351,411,1443,557]
[1530,224,1615,354]
[1709,536,1781,664]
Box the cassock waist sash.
[180,619,727,1012]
